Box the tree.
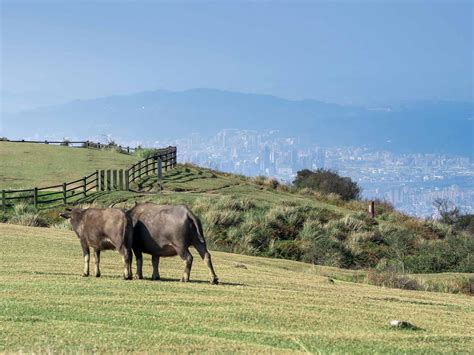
[293,168,361,200]
[433,198,460,226]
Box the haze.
[1,0,472,111]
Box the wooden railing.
[1,146,177,211]
[2,139,137,153]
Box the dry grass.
[1,223,473,353]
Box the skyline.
[1,0,472,112]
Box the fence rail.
[1,146,177,211]
[2,139,138,153]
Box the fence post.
[138,161,142,178]
[2,190,5,212]
[62,183,67,205]
[96,170,99,192]
[33,188,38,209]
[119,170,123,190]
[125,170,129,191]
[83,176,87,197]
[369,201,375,218]
[157,158,162,179]
[113,170,117,190]
[107,170,111,191]
[100,170,104,191]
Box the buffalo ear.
[59,212,71,219]
[65,208,72,212]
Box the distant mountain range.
[1,88,472,157]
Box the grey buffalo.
[127,203,218,284]
[60,207,133,279]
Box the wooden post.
[62,183,67,205]
[111,170,116,190]
[107,170,111,191]
[100,170,105,191]
[119,169,123,190]
[369,201,375,218]
[138,161,142,178]
[33,188,38,208]
[95,170,99,191]
[157,158,162,179]
[125,170,129,191]
[145,158,149,176]
[83,176,87,197]
[2,190,5,212]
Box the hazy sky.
[1,0,472,107]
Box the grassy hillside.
[1,145,472,282]
[74,164,472,278]
[0,223,472,353]
[0,142,136,189]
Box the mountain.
[1,88,472,157]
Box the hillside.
[2,89,473,157]
[1,147,472,280]
[0,223,472,353]
[0,142,137,189]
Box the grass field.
[1,223,472,353]
[0,142,136,189]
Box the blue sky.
[1,0,472,107]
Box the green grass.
[0,223,472,353]
[0,142,136,189]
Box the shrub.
[293,168,361,200]
[9,203,46,227]
[136,148,162,160]
[253,176,267,186]
[204,209,242,228]
[416,276,473,295]
[269,240,303,260]
[365,270,420,291]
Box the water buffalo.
[127,203,218,284]
[60,207,133,279]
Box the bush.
[136,148,162,160]
[293,168,361,200]
[365,270,420,291]
[9,202,47,227]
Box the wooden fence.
[3,139,137,153]
[1,146,177,211]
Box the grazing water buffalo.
[60,207,133,279]
[127,203,218,284]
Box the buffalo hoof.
[135,274,143,280]
[95,273,101,278]
[151,275,161,281]
[211,278,219,285]
[124,275,132,280]
[82,273,89,277]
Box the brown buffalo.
[60,207,133,279]
[127,203,218,284]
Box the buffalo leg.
[93,249,101,277]
[81,240,90,277]
[179,249,193,282]
[194,242,218,285]
[151,255,160,280]
[134,249,143,279]
[121,248,132,280]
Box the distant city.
[148,129,474,218]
